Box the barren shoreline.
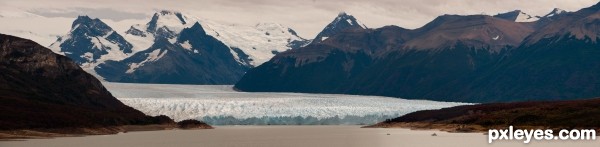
[3,126,599,147]
[0,123,213,140]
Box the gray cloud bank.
[1,0,598,38]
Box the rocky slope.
[0,34,210,135]
[457,3,600,102]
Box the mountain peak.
[312,12,367,43]
[494,10,539,22]
[189,22,206,34]
[158,10,182,15]
[333,12,363,25]
[72,15,101,28]
[337,11,349,17]
[74,15,92,21]
[51,16,132,65]
[70,15,112,36]
[543,8,566,18]
[148,10,188,29]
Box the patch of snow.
[202,21,307,66]
[126,49,167,73]
[492,35,500,40]
[123,32,155,53]
[321,36,329,41]
[544,8,566,18]
[180,40,192,51]
[515,12,539,22]
[81,52,93,62]
[93,31,130,62]
[168,37,177,44]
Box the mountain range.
[235,2,600,103]
[49,10,309,84]
[5,3,599,103]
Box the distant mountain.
[403,14,532,52]
[542,8,567,18]
[494,10,540,22]
[311,12,367,44]
[494,8,570,29]
[205,22,310,66]
[236,14,533,102]
[97,22,247,84]
[236,2,600,103]
[50,10,308,84]
[123,10,308,67]
[459,3,600,102]
[0,34,172,131]
[49,16,133,66]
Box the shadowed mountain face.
[49,11,307,85]
[0,34,170,130]
[236,2,600,103]
[403,15,533,52]
[311,12,367,44]
[458,3,600,102]
[236,26,412,93]
[50,16,132,65]
[97,22,247,84]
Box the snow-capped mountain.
[531,8,570,29]
[204,22,310,66]
[312,12,367,44]
[494,8,569,24]
[97,22,247,84]
[493,8,571,30]
[543,8,566,18]
[493,10,540,22]
[47,10,308,84]
[124,10,309,67]
[49,16,133,67]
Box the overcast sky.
[1,0,598,38]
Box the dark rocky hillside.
[0,34,173,131]
[369,98,600,132]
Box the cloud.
[1,0,598,38]
[29,8,147,21]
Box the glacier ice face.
[105,82,468,125]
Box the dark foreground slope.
[0,34,209,138]
[368,98,600,132]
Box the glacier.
[104,82,468,125]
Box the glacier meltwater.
[104,82,468,125]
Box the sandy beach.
[2,126,598,147]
